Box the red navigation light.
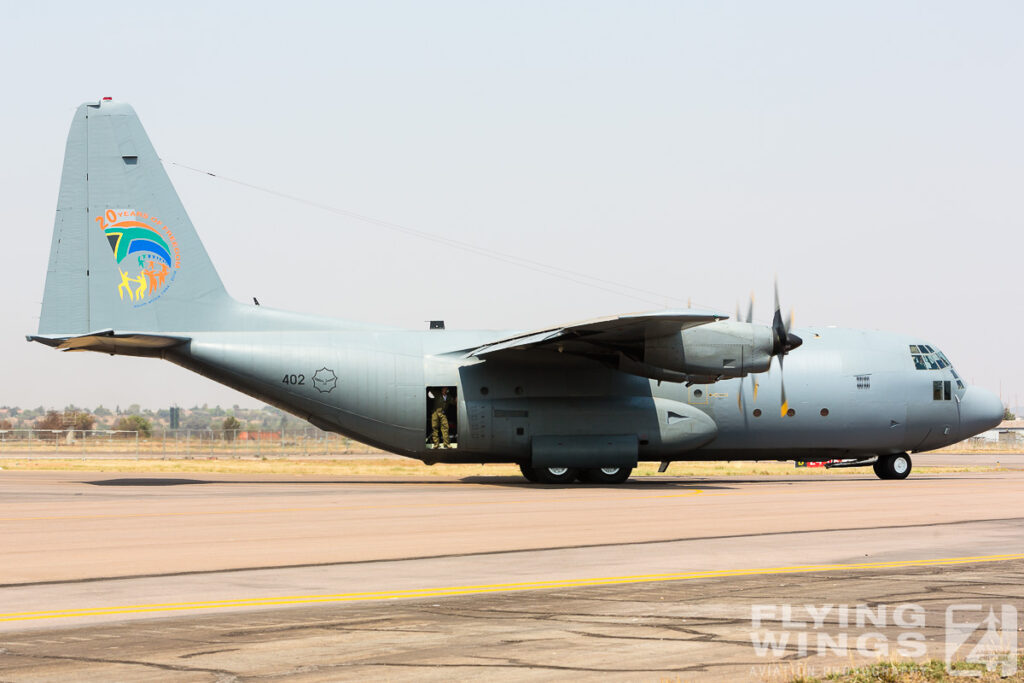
[102,97,113,101]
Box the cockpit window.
[910,345,967,389]
[913,348,942,374]
[910,344,960,379]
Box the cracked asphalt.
[3,561,1022,681]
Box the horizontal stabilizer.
[27,330,189,356]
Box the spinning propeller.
[735,281,802,417]
[736,293,756,411]
[770,279,803,417]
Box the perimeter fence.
[0,429,374,458]
[950,434,1024,451]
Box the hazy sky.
[2,1,1021,411]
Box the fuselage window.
[933,380,953,401]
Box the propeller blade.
[779,355,788,417]
[746,292,754,323]
[768,279,801,416]
[771,279,803,356]
[772,310,786,355]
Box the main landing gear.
[519,464,634,485]
[873,453,912,480]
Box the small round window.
[753,408,762,417]
[820,408,829,417]
[787,408,796,417]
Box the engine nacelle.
[642,321,774,379]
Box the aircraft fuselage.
[170,322,997,464]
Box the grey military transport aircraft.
[30,100,1004,484]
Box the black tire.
[519,463,539,482]
[533,466,578,484]
[580,466,633,484]
[874,453,912,480]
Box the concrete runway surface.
[1,467,1023,681]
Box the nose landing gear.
[873,453,912,480]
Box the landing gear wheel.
[874,453,912,480]
[580,466,633,484]
[872,459,885,478]
[533,466,578,484]
[518,463,539,482]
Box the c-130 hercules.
[30,100,1004,484]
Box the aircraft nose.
[959,386,1004,439]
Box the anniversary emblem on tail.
[97,209,181,306]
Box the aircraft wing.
[465,309,726,359]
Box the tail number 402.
[282,374,305,386]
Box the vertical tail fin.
[38,99,233,336]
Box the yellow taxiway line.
[3,553,1023,623]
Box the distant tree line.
[0,403,313,438]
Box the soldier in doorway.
[429,387,455,448]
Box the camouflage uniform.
[431,389,454,447]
